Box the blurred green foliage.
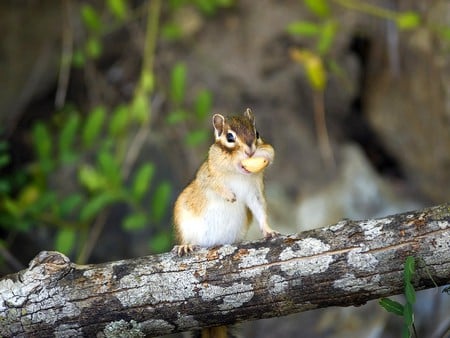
[167,62,212,147]
[287,0,449,92]
[0,0,223,270]
[1,101,173,259]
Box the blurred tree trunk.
[1,204,449,337]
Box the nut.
[241,157,269,173]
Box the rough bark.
[1,204,449,337]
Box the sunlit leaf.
[109,105,129,136]
[194,90,212,121]
[317,20,337,55]
[290,48,327,91]
[107,0,128,21]
[166,110,188,124]
[85,37,102,59]
[151,181,172,222]
[59,113,80,163]
[396,11,420,30]
[287,21,321,36]
[81,4,102,32]
[122,213,147,231]
[80,193,117,221]
[131,93,149,123]
[170,63,187,105]
[304,0,330,18]
[97,150,121,187]
[78,165,107,191]
[132,163,155,201]
[185,130,209,147]
[140,71,154,93]
[82,106,106,147]
[18,185,40,207]
[55,228,76,255]
[161,23,184,41]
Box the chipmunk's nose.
[245,145,256,157]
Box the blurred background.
[0,0,449,337]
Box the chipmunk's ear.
[213,114,225,138]
[244,108,255,127]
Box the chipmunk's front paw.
[263,229,280,239]
[173,244,199,256]
[222,190,236,203]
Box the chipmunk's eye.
[226,132,236,143]
[256,130,260,139]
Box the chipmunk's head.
[212,108,263,174]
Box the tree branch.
[1,204,449,337]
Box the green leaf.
[194,90,212,121]
[403,302,414,326]
[132,163,155,201]
[97,150,121,187]
[170,63,187,105]
[195,0,217,15]
[166,109,188,124]
[55,228,76,255]
[185,130,209,147]
[80,193,117,222]
[404,282,416,305]
[396,11,420,30]
[379,298,404,316]
[78,165,107,191]
[72,49,86,68]
[161,23,184,41]
[130,93,149,123]
[438,26,450,41]
[151,181,172,222]
[33,123,52,159]
[402,323,411,338]
[60,194,83,216]
[122,213,147,231]
[148,231,172,253]
[32,122,53,172]
[316,20,337,55]
[304,0,330,18]
[106,0,128,21]
[59,113,80,163]
[81,4,102,32]
[109,105,129,136]
[287,21,321,36]
[82,106,106,147]
[140,71,154,93]
[404,256,415,282]
[85,37,102,59]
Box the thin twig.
[55,0,73,109]
[312,90,335,170]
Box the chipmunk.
[173,108,278,338]
[173,108,278,257]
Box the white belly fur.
[178,176,260,247]
[179,198,247,247]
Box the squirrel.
[173,108,278,256]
